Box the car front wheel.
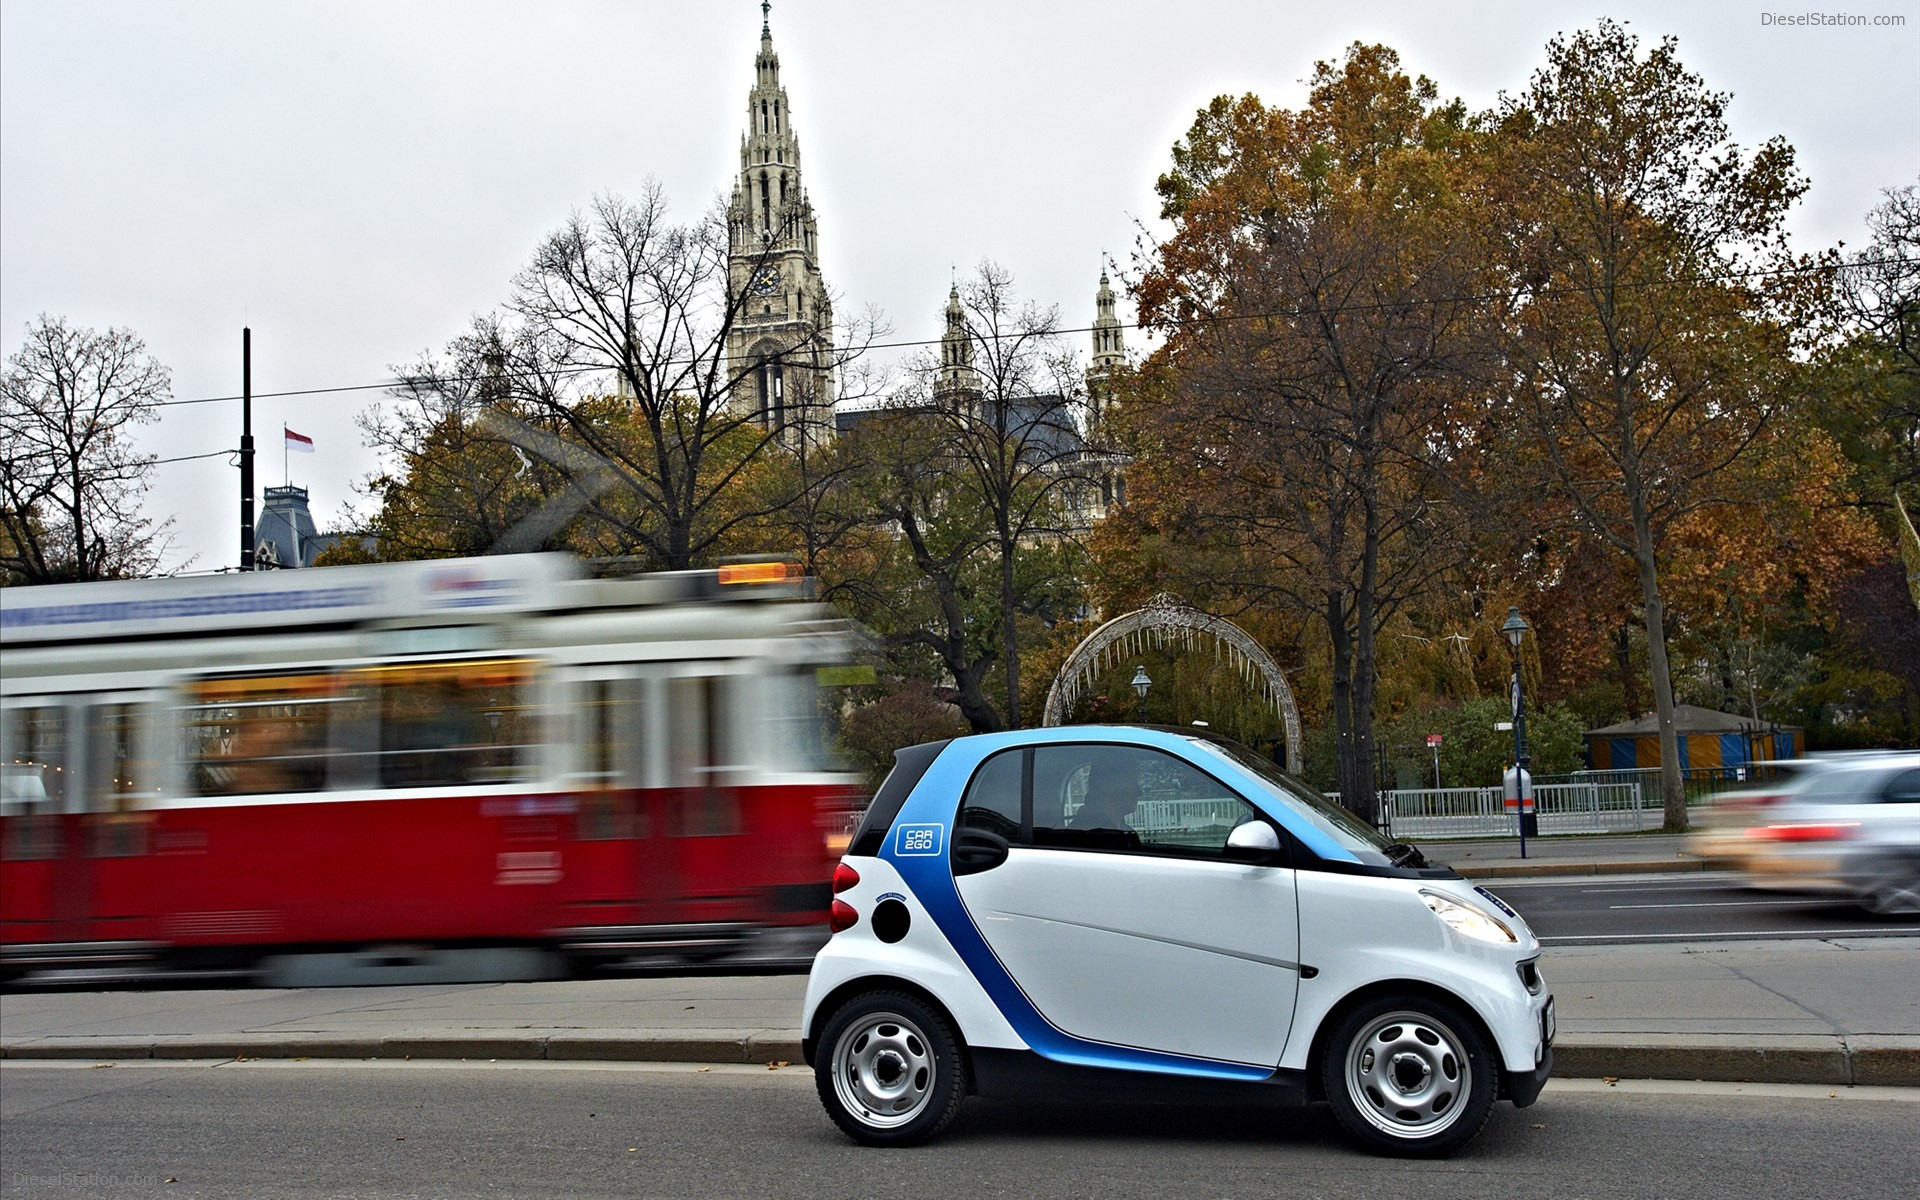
[1322,993,1498,1157]
[815,990,966,1146]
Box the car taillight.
[1751,822,1860,842]
[830,899,859,933]
[829,862,860,932]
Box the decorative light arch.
[1041,594,1303,768]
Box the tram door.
[566,663,745,936]
[0,699,79,944]
[1,696,155,953]
[661,666,747,927]
[569,670,674,926]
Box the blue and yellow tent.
[1586,705,1802,771]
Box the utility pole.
[240,327,254,570]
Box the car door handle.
[952,829,1010,875]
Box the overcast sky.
[3,0,1915,574]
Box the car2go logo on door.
[893,824,944,856]
[802,725,1555,1157]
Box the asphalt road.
[1490,874,1920,945]
[2,1061,1914,1199]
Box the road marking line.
[1539,928,1910,941]
[1607,900,1811,910]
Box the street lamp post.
[1502,607,1536,856]
[1130,665,1152,721]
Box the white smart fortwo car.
[802,726,1553,1157]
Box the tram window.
[2,704,69,814]
[360,659,539,789]
[580,676,648,788]
[185,674,335,796]
[87,703,150,812]
[577,676,647,840]
[667,675,741,836]
[764,667,853,772]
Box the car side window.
[1032,744,1259,858]
[958,749,1023,841]
[1883,768,1920,804]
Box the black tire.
[814,990,967,1146]
[1854,855,1920,918]
[1321,993,1498,1157]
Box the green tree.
[343,316,567,560]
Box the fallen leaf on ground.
[767,1060,789,1070]
[1603,1077,1619,1086]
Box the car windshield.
[1183,735,1401,864]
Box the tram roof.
[0,554,811,646]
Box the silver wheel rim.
[1343,1009,1472,1140]
[831,1010,937,1129]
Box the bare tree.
[1834,179,1920,499]
[1,315,173,583]
[916,262,1096,729]
[504,185,867,569]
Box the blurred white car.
[1685,759,1835,868]
[1735,751,1920,916]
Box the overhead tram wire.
[138,253,1902,414]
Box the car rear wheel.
[1322,993,1497,1157]
[1856,856,1920,918]
[815,990,966,1146]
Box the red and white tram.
[0,555,863,980]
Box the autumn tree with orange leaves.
[1487,21,1816,831]
[1121,44,1493,822]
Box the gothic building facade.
[724,9,835,450]
[724,5,1127,494]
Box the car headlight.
[1422,890,1518,944]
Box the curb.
[1456,859,1714,880]
[0,1034,807,1068]
[7,1034,1916,1086]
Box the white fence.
[1382,780,1656,839]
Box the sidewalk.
[4,841,1916,1088]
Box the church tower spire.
[934,283,981,410]
[726,1,835,449]
[1086,268,1126,423]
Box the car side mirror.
[1225,820,1283,862]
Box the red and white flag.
[285,427,315,453]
